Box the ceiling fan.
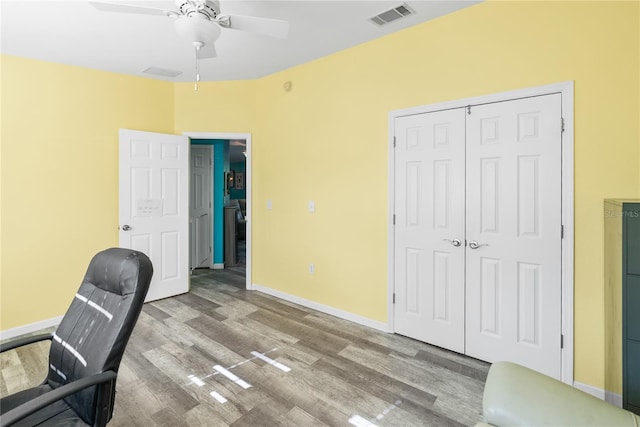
[89,0,290,59]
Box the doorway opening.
[186,132,252,290]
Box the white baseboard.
[213,263,225,270]
[605,390,624,408]
[574,381,605,399]
[573,381,623,408]
[251,283,390,333]
[0,316,63,341]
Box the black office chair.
[0,248,153,426]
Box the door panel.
[479,257,500,335]
[119,129,189,302]
[465,94,562,378]
[190,146,212,269]
[394,109,466,353]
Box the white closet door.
[464,94,562,378]
[394,109,466,352]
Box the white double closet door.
[394,94,562,379]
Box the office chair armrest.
[0,333,53,353]
[0,370,118,427]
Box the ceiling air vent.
[369,3,415,26]
[143,66,183,78]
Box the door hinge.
[393,136,396,148]
[467,105,471,115]
[561,225,564,239]
[561,117,565,133]
[393,293,396,304]
[393,214,396,225]
[561,334,564,349]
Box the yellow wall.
[173,80,257,133]
[0,55,4,302]
[0,55,175,330]
[604,200,624,396]
[1,0,639,395]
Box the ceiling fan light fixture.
[173,15,221,44]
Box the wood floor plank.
[174,292,223,315]
[228,397,292,427]
[161,318,251,369]
[151,407,193,426]
[222,316,300,349]
[339,344,485,426]
[228,354,353,427]
[0,349,20,370]
[248,309,351,356]
[223,290,311,319]
[187,313,284,358]
[1,363,30,395]
[261,350,433,427]
[310,356,457,424]
[278,406,329,427]
[414,349,488,382]
[125,311,173,355]
[183,403,230,427]
[295,312,396,357]
[150,298,203,323]
[143,302,173,322]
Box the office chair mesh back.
[46,248,152,424]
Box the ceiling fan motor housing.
[175,0,219,19]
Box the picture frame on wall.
[235,172,244,190]
[226,170,235,194]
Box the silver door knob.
[121,225,131,231]
[468,240,488,249]
[443,238,462,247]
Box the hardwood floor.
[1,263,489,426]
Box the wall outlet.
[308,200,315,213]
[267,199,272,210]
[309,263,315,274]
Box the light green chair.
[476,361,640,427]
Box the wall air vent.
[143,66,183,78]
[369,3,415,26]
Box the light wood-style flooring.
[1,264,489,426]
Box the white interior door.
[464,94,562,378]
[190,146,212,269]
[393,109,466,353]
[119,129,189,302]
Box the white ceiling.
[0,0,479,82]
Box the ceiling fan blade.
[198,43,217,59]
[223,14,289,39]
[89,1,173,17]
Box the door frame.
[387,81,574,384]
[184,131,252,290]
[189,145,214,270]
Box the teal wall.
[192,139,229,265]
